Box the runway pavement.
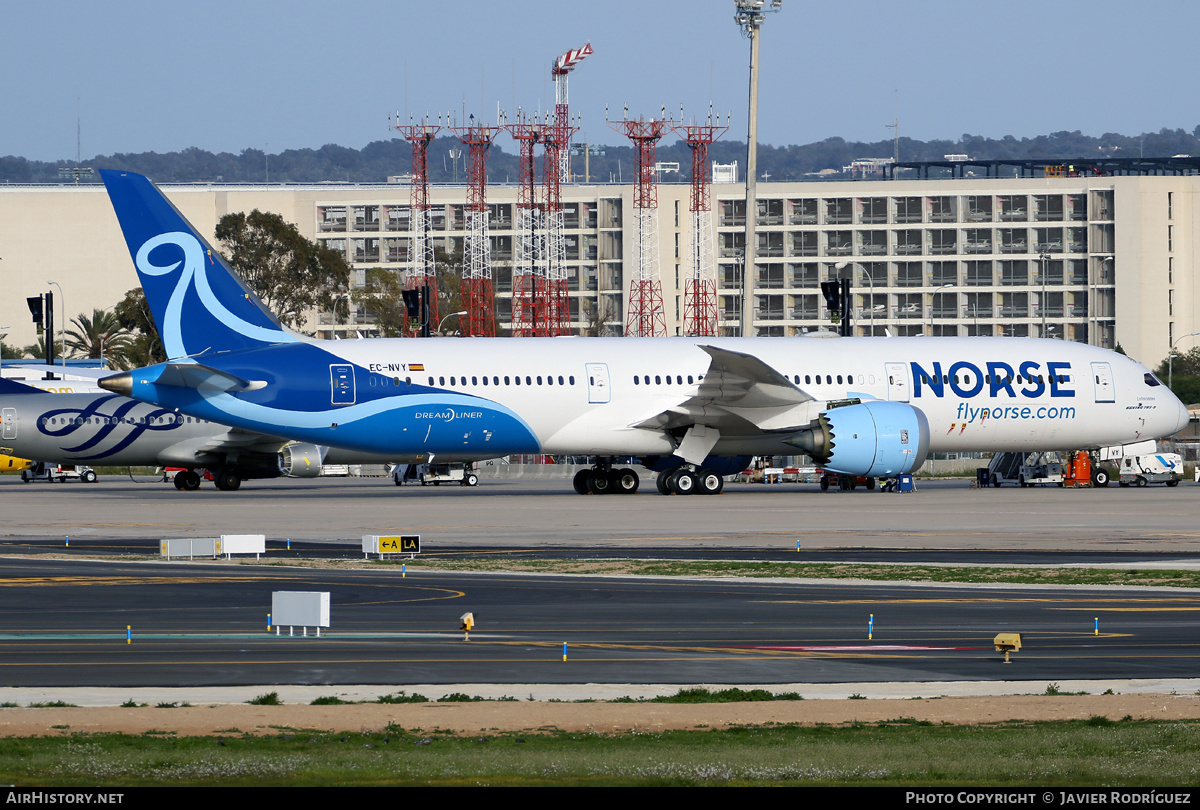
[2,556,1199,689]
[3,473,1199,697]
[3,474,1200,554]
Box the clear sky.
[3,0,1198,163]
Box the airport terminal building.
[0,170,1193,368]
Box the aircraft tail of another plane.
[100,170,298,360]
[0,377,44,395]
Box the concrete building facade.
[0,174,1191,370]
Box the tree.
[114,287,166,367]
[1155,347,1200,405]
[214,210,350,331]
[64,308,132,367]
[354,268,408,337]
[354,246,462,337]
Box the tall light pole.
[1169,330,1200,390]
[1038,251,1049,338]
[734,0,781,337]
[47,280,64,367]
[437,310,468,336]
[930,283,955,335]
[0,326,8,370]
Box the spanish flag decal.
[409,363,425,371]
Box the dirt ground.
[4,694,1200,738]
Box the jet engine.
[785,400,929,477]
[279,443,326,478]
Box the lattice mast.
[391,115,442,336]
[671,109,728,337]
[452,117,503,337]
[550,43,592,184]
[505,112,546,337]
[540,43,590,336]
[609,108,673,337]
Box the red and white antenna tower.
[672,108,728,337]
[391,114,442,336]
[451,116,503,337]
[609,107,674,337]
[505,111,546,337]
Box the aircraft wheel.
[671,469,697,495]
[656,470,673,495]
[1093,468,1109,487]
[215,470,242,492]
[184,471,202,491]
[1135,476,1148,487]
[573,469,591,495]
[697,469,723,495]
[464,473,479,487]
[587,469,613,495]
[173,473,186,490]
[819,475,829,492]
[613,468,639,494]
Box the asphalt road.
[3,474,1199,692]
[1,556,1197,688]
[3,474,1200,555]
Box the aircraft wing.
[630,345,820,434]
[196,427,291,456]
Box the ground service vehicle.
[1117,453,1183,487]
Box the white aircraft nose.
[1171,394,1191,435]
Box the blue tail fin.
[0,377,45,395]
[100,170,297,360]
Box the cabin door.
[330,364,357,405]
[1091,362,1115,403]
[585,363,611,404]
[1,408,15,440]
[884,362,910,402]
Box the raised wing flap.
[628,345,820,434]
[695,345,813,409]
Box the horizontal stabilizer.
[99,363,266,397]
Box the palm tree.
[64,309,132,368]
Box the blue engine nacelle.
[784,401,929,477]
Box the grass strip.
[2,717,1198,786]
[371,557,1200,588]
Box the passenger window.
[558,376,564,385]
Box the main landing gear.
[172,468,243,491]
[656,467,724,496]
[172,470,202,491]
[572,459,640,495]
